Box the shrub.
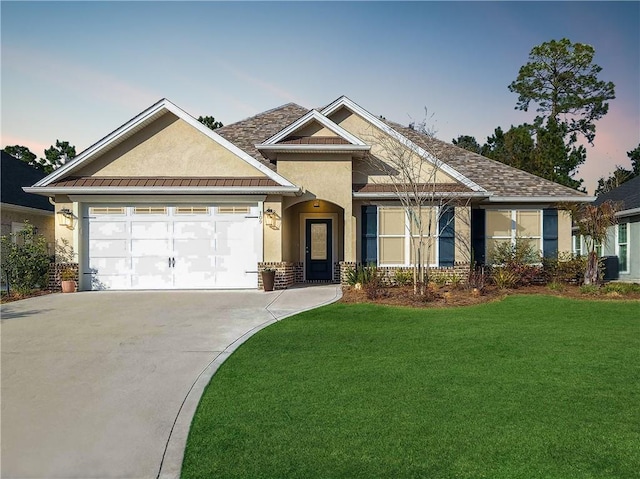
[0,223,51,295]
[431,272,448,287]
[364,271,388,300]
[393,269,413,287]
[601,282,640,295]
[490,239,542,287]
[547,281,565,292]
[542,252,587,284]
[579,284,600,295]
[466,266,487,292]
[449,273,463,290]
[492,267,518,290]
[345,263,378,286]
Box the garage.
[85,204,261,290]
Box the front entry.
[305,219,332,281]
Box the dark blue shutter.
[543,209,558,259]
[361,205,377,265]
[439,206,455,267]
[471,209,486,265]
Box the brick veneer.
[257,262,304,290]
[339,261,472,286]
[48,262,79,291]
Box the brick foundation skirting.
[48,263,79,291]
[339,261,473,286]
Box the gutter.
[352,191,491,199]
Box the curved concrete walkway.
[1,285,341,479]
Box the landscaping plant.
[0,223,51,295]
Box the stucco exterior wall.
[74,114,265,178]
[0,207,55,253]
[328,108,457,185]
[278,154,354,262]
[263,196,283,262]
[53,196,77,261]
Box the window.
[617,223,628,273]
[217,206,250,214]
[572,234,583,256]
[89,207,125,215]
[486,209,542,262]
[378,207,439,266]
[175,206,209,215]
[133,207,167,215]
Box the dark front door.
[305,219,332,281]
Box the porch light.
[313,200,320,208]
[264,208,277,228]
[57,208,74,229]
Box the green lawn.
[182,296,639,479]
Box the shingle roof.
[215,103,309,170]
[1,151,54,211]
[353,183,471,193]
[383,120,589,199]
[48,177,280,188]
[594,175,640,211]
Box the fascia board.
[24,186,301,196]
[486,196,596,203]
[34,99,170,187]
[321,96,487,193]
[262,110,367,146]
[616,207,640,217]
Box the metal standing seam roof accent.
[46,177,281,188]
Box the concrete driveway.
[1,285,341,479]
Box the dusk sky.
[2,1,638,194]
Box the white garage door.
[85,204,260,290]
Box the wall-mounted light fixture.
[57,208,75,229]
[313,200,320,208]
[264,208,277,229]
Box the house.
[24,96,593,291]
[1,151,55,248]
[591,175,640,282]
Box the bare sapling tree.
[358,112,472,296]
[568,200,618,285]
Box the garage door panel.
[87,204,259,290]
[131,221,170,238]
[173,222,215,239]
[131,239,172,256]
[89,222,127,239]
[90,239,128,257]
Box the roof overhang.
[256,144,371,160]
[616,207,640,218]
[0,202,54,216]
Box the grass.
[182,296,639,479]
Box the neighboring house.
[25,96,592,291]
[591,175,640,282]
[1,151,55,248]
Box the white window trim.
[616,223,629,273]
[377,206,440,267]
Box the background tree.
[3,145,41,170]
[42,140,76,174]
[508,38,615,145]
[197,116,223,130]
[533,118,585,190]
[451,135,481,154]
[594,143,640,194]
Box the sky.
[1,1,638,194]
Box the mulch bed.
[341,284,640,308]
[1,290,54,304]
